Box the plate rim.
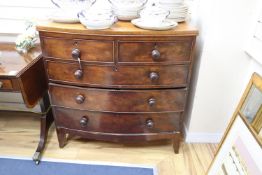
[131,18,178,30]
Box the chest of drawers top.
[37,21,198,37]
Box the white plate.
[159,4,188,9]
[160,0,184,3]
[49,11,79,23]
[169,13,187,18]
[168,17,186,22]
[131,18,178,30]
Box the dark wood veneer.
[19,57,48,107]
[118,41,193,63]
[37,21,198,153]
[53,107,181,134]
[49,83,187,112]
[46,61,189,88]
[41,37,113,62]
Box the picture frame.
[207,73,262,175]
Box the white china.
[51,0,96,14]
[49,0,96,23]
[114,12,140,21]
[157,0,188,22]
[131,18,178,30]
[109,0,147,21]
[77,0,116,29]
[170,17,187,22]
[49,10,79,23]
[160,0,184,3]
[78,7,117,30]
[109,0,147,9]
[113,6,143,20]
[139,3,170,26]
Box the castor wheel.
[32,151,41,165]
[35,160,40,165]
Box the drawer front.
[0,79,13,90]
[53,107,181,133]
[46,61,189,88]
[118,40,193,63]
[49,84,187,112]
[41,37,113,62]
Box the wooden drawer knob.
[146,119,154,128]
[149,72,159,81]
[75,94,85,104]
[148,98,156,106]
[74,69,83,79]
[151,49,160,60]
[80,117,88,128]
[0,81,3,88]
[72,48,81,59]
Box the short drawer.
[0,79,13,90]
[41,37,113,62]
[46,61,189,88]
[49,84,187,112]
[53,107,181,133]
[118,39,193,63]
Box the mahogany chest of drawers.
[37,22,198,153]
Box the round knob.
[72,48,81,59]
[75,94,85,104]
[74,69,83,79]
[146,119,154,128]
[80,117,88,128]
[151,49,160,60]
[148,98,156,106]
[149,72,159,81]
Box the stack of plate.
[131,3,178,31]
[158,0,188,22]
[78,3,117,30]
[109,0,147,21]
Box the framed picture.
[207,73,262,175]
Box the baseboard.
[183,123,223,143]
[0,92,24,103]
[0,92,41,112]
[0,102,41,113]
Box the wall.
[0,0,53,34]
[184,0,262,142]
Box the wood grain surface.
[37,21,198,36]
[46,61,189,88]
[49,83,187,113]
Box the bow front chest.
[37,22,198,153]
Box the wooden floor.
[0,111,218,175]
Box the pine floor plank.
[0,111,218,174]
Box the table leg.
[32,92,53,165]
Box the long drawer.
[41,37,114,62]
[49,84,187,113]
[118,40,193,63]
[46,61,189,88]
[53,107,181,134]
